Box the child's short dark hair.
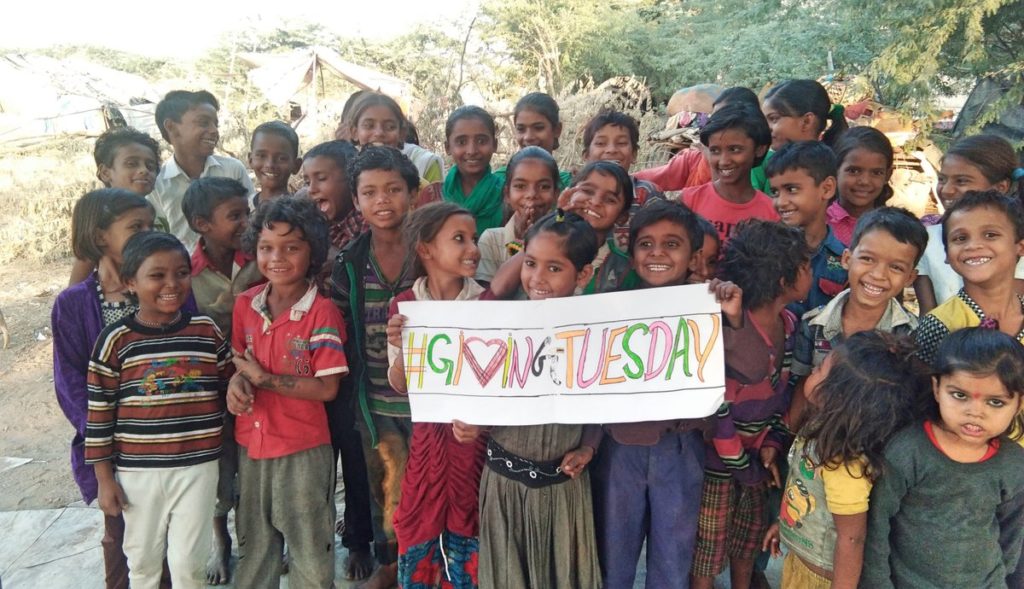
[764,140,838,184]
[764,79,848,148]
[515,92,561,149]
[403,202,474,278]
[72,189,154,263]
[582,111,639,153]
[699,103,771,166]
[933,327,1024,440]
[572,160,635,214]
[154,90,219,142]
[628,200,704,255]
[182,177,248,232]
[719,219,811,309]
[347,146,420,194]
[445,106,496,143]
[93,127,160,172]
[712,87,760,111]
[251,121,299,158]
[120,231,190,283]
[525,210,599,271]
[696,216,720,247]
[941,189,1024,246]
[242,196,329,278]
[504,146,560,194]
[305,140,358,175]
[850,206,928,265]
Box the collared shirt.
[787,226,848,319]
[190,239,265,339]
[149,155,254,251]
[825,201,858,247]
[792,289,918,376]
[476,218,516,283]
[232,282,349,459]
[916,289,1024,366]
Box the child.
[763,331,928,589]
[691,219,812,589]
[329,146,419,587]
[476,146,559,283]
[505,92,572,188]
[248,120,301,209]
[85,231,230,589]
[69,127,163,285]
[53,189,157,588]
[862,327,1024,588]
[349,91,444,185]
[766,140,848,317]
[687,216,722,284]
[227,197,348,589]
[827,126,895,246]
[915,190,1024,365]
[681,103,779,243]
[437,106,503,232]
[383,202,488,587]
[475,210,604,588]
[302,139,366,256]
[150,90,254,251]
[590,200,719,588]
[915,134,1024,312]
[181,176,264,584]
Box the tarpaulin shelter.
[952,77,1024,146]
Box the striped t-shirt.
[85,313,231,469]
[364,253,414,417]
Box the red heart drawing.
[462,337,508,387]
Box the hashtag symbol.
[404,332,428,389]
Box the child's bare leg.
[729,556,756,589]
[346,547,374,580]
[691,575,715,589]
[205,515,231,584]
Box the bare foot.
[335,517,346,537]
[345,548,374,580]
[205,515,232,585]
[357,562,397,589]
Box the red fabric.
[681,182,779,244]
[924,420,1000,463]
[826,201,858,247]
[635,148,712,192]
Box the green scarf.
[443,166,504,232]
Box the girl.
[762,331,928,589]
[503,92,572,189]
[862,327,1024,588]
[827,126,895,246]
[475,210,604,588]
[439,106,503,233]
[70,128,162,285]
[915,134,1024,312]
[385,202,488,588]
[687,216,721,284]
[52,189,158,589]
[476,146,559,283]
[349,91,445,185]
[85,231,229,589]
[915,190,1024,366]
[756,79,848,193]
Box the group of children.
[49,80,1024,589]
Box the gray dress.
[477,424,602,589]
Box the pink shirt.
[681,182,780,243]
[826,201,858,246]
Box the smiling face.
[842,228,919,311]
[355,169,412,231]
[769,168,834,228]
[584,124,636,171]
[632,219,695,287]
[514,108,561,152]
[933,371,1021,452]
[128,249,191,324]
[99,142,159,195]
[256,222,312,287]
[838,148,891,214]
[447,117,496,179]
[166,103,219,159]
[568,171,627,234]
[937,155,1004,210]
[945,206,1024,288]
[706,128,764,187]
[97,207,155,264]
[507,158,557,224]
[249,132,299,196]
[303,156,350,222]
[354,105,403,148]
[521,232,592,300]
[419,213,480,280]
[199,196,249,252]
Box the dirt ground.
[0,257,79,511]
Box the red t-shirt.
[681,182,779,243]
[232,282,349,459]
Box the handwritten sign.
[398,284,725,425]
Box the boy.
[303,139,367,256]
[767,140,849,318]
[329,146,418,587]
[591,200,712,588]
[248,121,301,209]
[149,90,253,251]
[681,103,779,244]
[691,220,812,589]
[227,197,348,589]
[181,176,265,584]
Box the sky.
[7,0,479,59]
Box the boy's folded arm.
[251,372,342,401]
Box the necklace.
[134,311,182,330]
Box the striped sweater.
[85,313,231,469]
